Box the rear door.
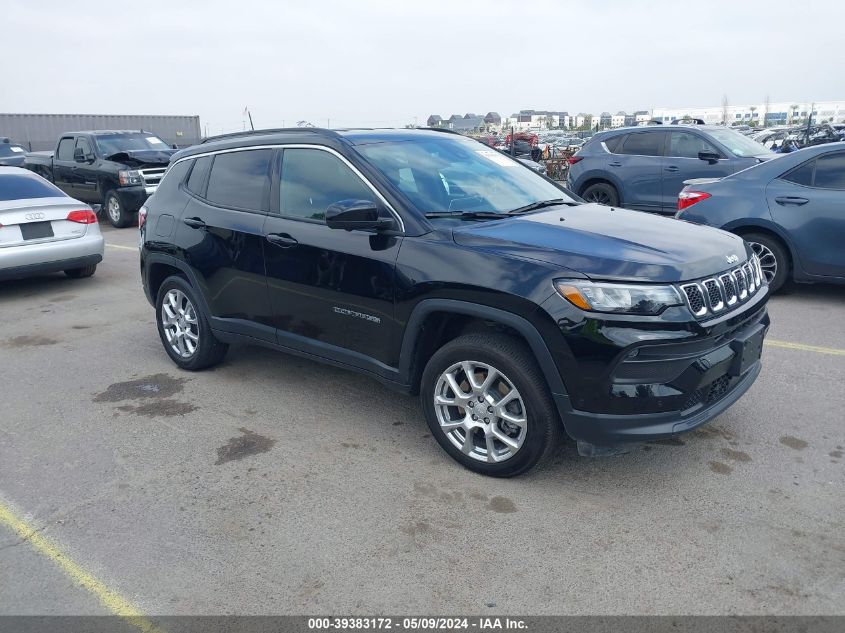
[766,151,845,278]
[608,130,665,211]
[662,131,736,211]
[52,137,77,196]
[263,146,401,368]
[173,149,275,340]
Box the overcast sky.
[3,0,842,133]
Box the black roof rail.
[671,118,706,125]
[200,127,342,144]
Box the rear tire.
[420,333,561,477]
[581,182,619,206]
[104,190,133,228]
[155,275,228,370]
[743,232,789,293]
[65,264,97,278]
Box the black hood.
[105,149,176,166]
[451,204,750,283]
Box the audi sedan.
[0,166,104,281]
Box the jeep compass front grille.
[679,256,764,320]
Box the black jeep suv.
[140,128,770,477]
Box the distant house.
[427,114,444,127]
[600,112,612,128]
[484,112,502,125]
[449,116,486,132]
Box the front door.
[72,136,99,203]
[661,131,736,211]
[52,137,77,196]
[172,149,275,339]
[263,146,402,370]
[766,151,845,278]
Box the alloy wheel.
[107,196,122,223]
[433,361,527,463]
[749,241,778,284]
[585,190,611,205]
[161,289,199,358]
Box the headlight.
[555,280,682,315]
[118,169,142,186]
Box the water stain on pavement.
[400,520,433,536]
[49,294,77,302]
[487,496,517,513]
[216,427,275,465]
[780,436,808,450]
[828,450,842,459]
[650,437,685,446]
[94,373,187,402]
[118,400,198,418]
[709,461,733,475]
[71,325,91,330]
[720,447,752,463]
[3,335,58,347]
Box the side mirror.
[325,199,392,231]
[172,144,178,150]
[73,147,88,163]
[698,150,721,164]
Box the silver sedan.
[0,166,104,280]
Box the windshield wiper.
[508,198,576,215]
[424,211,510,219]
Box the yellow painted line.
[765,339,845,356]
[0,500,165,633]
[106,243,137,252]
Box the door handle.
[266,232,298,247]
[774,196,809,206]
[183,217,207,229]
[664,165,680,172]
[608,162,622,167]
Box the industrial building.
[0,113,202,151]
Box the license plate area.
[20,221,54,241]
[729,325,765,377]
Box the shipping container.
[0,113,202,151]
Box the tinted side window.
[813,153,845,189]
[57,138,74,161]
[668,132,720,158]
[781,160,815,186]
[186,155,212,196]
[280,149,374,222]
[75,137,93,158]
[618,132,664,157]
[603,135,624,153]
[205,150,272,211]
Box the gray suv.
[566,125,775,213]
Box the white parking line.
[106,243,137,252]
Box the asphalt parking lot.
[1,225,843,618]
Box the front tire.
[104,190,133,228]
[420,333,561,477]
[581,182,619,206]
[155,276,228,370]
[743,232,789,292]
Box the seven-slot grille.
[680,255,764,319]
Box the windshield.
[95,133,170,156]
[0,144,26,157]
[356,137,574,214]
[706,128,772,158]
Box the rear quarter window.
[0,173,66,201]
[603,135,625,153]
[813,153,845,189]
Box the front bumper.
[115,186,153,212]
[539,287,770,446]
